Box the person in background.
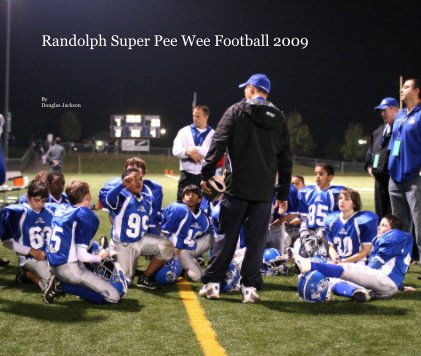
[388,79,421,279]
[365,97,399,218]
[172,105,214,202]
[46,137,65,173]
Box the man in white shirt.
[172,105,214,201]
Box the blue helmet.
[155,257,182,285]
[261,248,288,276]
[221,262,241,293]
[94,258,128,297]
[297,270,330,302]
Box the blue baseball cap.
[239,73,271,93]
[374,97,399,111]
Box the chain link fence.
[6,146,35,171]
[19,142,366,174]
[293,155,365,173]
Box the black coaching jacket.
[365,123,391,178]
[202,98,292,202]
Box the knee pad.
[104,287,121,304]
[157,239,175,261]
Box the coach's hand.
[275,200,288,215]
[99,249,110,260]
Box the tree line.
[287,111,368,161]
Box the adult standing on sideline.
[388,78,421,277]
[199,73,292,303]
[172,105,214,202]
[46,137,65,173]
[365,97,399,218]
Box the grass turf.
[0,157,419,355]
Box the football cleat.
[136,273,161,290]
[15,267,30,285]
[287,247,312,274]
[43,276,65,304]
[241,285,260,304]
[199,282,220,299]
[351,288,375,303]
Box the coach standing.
[388,78,421,277]
[199,74,292,303]
[172,105,214,202]
[365,97,399,218]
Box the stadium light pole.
[3,0,11,159]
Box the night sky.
[0,0,420,153]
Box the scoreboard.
[110,114,162,138]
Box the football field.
[0,169,420,355]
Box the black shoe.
[136,273,161,290]
[351,289,375,303]
[417,274,421,280]
[43,276,65,304]
[0,258,10,266]
[99,236,109,250]
[15,267,30,285]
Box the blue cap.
[239,73,271,93]
[374,97,399,111]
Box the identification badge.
[373,154,380,168]
[392,140,401,156]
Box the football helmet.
[261,248,288,276]
[221,262,241,293]
[94,257,128,297]
[297,270,330,302]
[154,257,182,285]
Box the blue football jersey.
[47,205,99,267]
[325,210,378,260]
[209,200,246,248]
[99,177,161,221]
[107,184,156,243]
[161,203,210,250]
[99,177,162,210]
[0,204,53,263]
[388,104,421,183]
[298,185,345,229]
[368,229,413,289]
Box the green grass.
[0,159,419,355]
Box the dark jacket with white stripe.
[202,98,292,202]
